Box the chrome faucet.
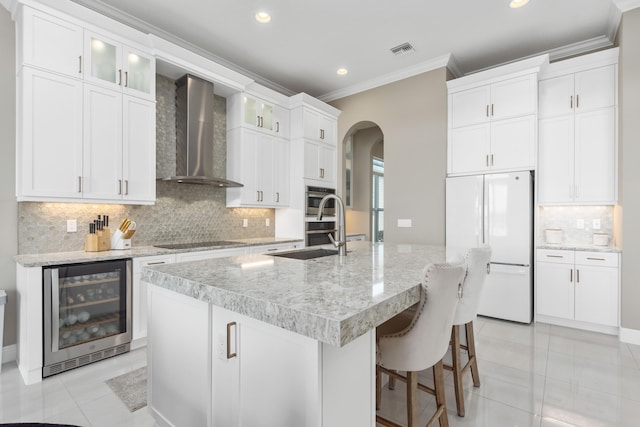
[316,194,347,256]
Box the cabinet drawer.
[137,255,176,269]
[574,251,618,267]
[537,249,574,264]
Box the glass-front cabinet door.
[123,47,155,99]
[84,32,121,89]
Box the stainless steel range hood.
[161,74,243,187]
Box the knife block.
[98,227,111,251]
[84,234,99,252]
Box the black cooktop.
[153,241,240,250]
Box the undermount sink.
[269,248,339,260]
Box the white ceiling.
[67,0,638,101]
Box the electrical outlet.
[397,219,412,228]
[242,218,248,228]
[265,218,270,227]
[576,219,585,229]
[66,219,77,233]
[593,219,601,230]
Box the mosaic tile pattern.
[538,206,615,246]
[18,75,275,255]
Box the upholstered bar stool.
[445,246,492,417]
[376,262,466,427]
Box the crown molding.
[614,0,640,12]
[319,54,452,103]
[69,0,295,96]
[0,0,17,14]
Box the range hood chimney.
[162,74,243,187]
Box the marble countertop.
[141,241,446,348]
[537,243,621,253]
[14,237,303,267]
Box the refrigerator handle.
[52,269,60,352]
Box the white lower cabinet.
[146,285,376,427]
[131,254,175,345]
[536,249,619,331]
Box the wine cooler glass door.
[44,259,131,373]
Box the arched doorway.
[342,122,384,241]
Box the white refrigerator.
[445,171,533,323]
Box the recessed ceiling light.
[509,0,530,8]
[255,12,271,23]
[336,68,348,76]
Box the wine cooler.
[43,259,132,377]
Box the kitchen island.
[141,241,446,427]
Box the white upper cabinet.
[84,31,155,101]
[227,92,290,138]
[537,49,618,205]
[450,74,537,128]
[539,65,615,118]
[19,6,84,78]
[226,128,290,208]
[293,107,336,146]
[447,56,546,176]
[16,4,157,204]
[18,67,83,199]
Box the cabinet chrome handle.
[276,192,280,203]
[570,269,573,282]
[320,168,324,178]
[491,154,494,166]
[576,94,579,108]
[124,180,129,195]
[78,56,82,74]
[491,104,494,116]
[118,179,122,195]
[546,255,563,258]
[227,321,237,359]
[577,269,580,283]
[570,95,573,109]
[77,176,82,193]
[276,121,280,133]
[118,69,122,86]
[256,191,260,201]
[586,257,606,261]
[257,116,261,127]
[125,71,128,87]
[486,105,489,117]
[146,261,166,266]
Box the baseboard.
[619,327,640,345]
[1,344,17,365]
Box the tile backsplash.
[17,74,275,254]
[538,206,615,246]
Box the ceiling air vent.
[390,42,415,56]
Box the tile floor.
[0,317,639,426]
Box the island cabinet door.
[211,306,321,427]
[147,285,212,427]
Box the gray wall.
[331,68,449,244]
[0,7,17,349]
[618,8,640,331]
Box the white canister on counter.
[545,228,563,244]
[593,232,609,246]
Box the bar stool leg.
[451,325,465,416]
[376,364,381,410]
[433,360,449,427]
[466,321,480,387]
[407,371,418,427]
